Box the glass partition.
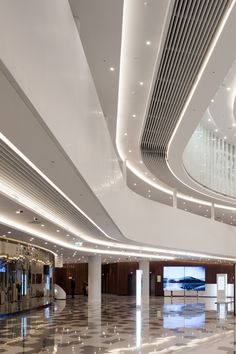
[183,123,236,198]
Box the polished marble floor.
[0,295,236,353]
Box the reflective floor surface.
[0,295,235,353]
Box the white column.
[139,260,149,303]
[88,255,101,303]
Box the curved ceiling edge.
[167,1,236,206]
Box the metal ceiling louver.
[141,0,231,182]
[0,139,123,241]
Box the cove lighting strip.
[166,0,236,201]
[0,132,116,242]
[116,0,236,210]
[1,214,236,262]
[0,215,175,260]
[0,126,235,261]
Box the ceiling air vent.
[141,0,231,181]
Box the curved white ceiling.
[115,0,236,210]
[167,1,236,206]
[1,0,236,262]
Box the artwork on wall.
[163,266,205,291]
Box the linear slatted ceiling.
[141,0,231,177]
[0,139,123,242]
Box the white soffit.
[167,1,236,204]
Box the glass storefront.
[0,237,54,307]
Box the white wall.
[1,1,236,258]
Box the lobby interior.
[1,0,236,353]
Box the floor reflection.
[163,303,205,329]
[0,295,235,353]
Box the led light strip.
[0,215,175,260]
[116,0,236,213]
[1,214,236,262]
[166,0,236,202]
[0,235,57,257]
[0,137,235,261]
[0,131,116,242]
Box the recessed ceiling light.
[128,149,132,153]
[233,123,236,127]
[41,224,45,227]
[132,114,136,118]
[148,190,151,193]
[153,177,156,181]
[140,161,143,164]
[211,99,214,103]
[56,230,60,233]
[44,242,48,245]
[207,118,211,122]
[110,67,115,71]
[215,129,218,132]
[227,87,231,91]
[145,172,148,175]
[139,81,144,86]
[224,136,227,140]
[7,231,11,234]
[148,195,151,198]
[124,132,128,136]
[146,41,151,45]
[66,234,70,237]
[133,183,137,186]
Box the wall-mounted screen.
[163,266,205,291]
[0,263,6,273]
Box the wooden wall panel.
[150,261,234,296]
[55,261,234,296]
[55,263,88,295]
[117,262,139,295]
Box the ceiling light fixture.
[139,81,144,86]
[132,114,136,118]
[146,41,151,45]
[110,67,115,71]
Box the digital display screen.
[0,264,6,273]
[163,266,205,291]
